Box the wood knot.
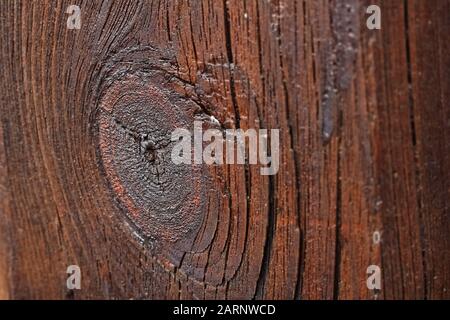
[97,71,214,263]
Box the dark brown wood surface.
[0,0,449,299]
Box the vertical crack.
[254,174,276,299]
[295,0,309,299]
[223,0,240,128]
[404,0,427,300]
[333,111,343,299]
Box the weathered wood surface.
[0,0,449,299]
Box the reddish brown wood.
[0,0,448,299]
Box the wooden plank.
[0,0,448,299]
